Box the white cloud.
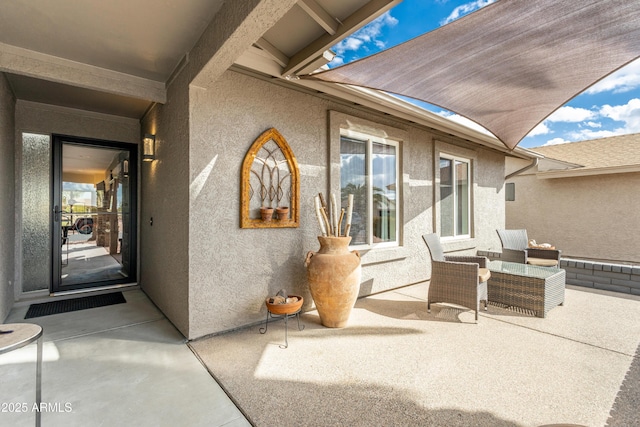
[542,138,570,146]
[585,58,640,94]
[546,106,596,123]
[528,122,551,136]
[536,99,640,142]
[339,37,364,53]
[567,129,620,140]
[441,0,497,25]
[525,107,594,141]
[330,56,344,67]
[332,11,398,59]
[537,99,640,142]
[599,98,640,132]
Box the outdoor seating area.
[2,284,639,426]
[487,260,566,318]
[2,2,640,427]
[423,233,565,319]
[496,229,562,267]
[422,233,489,322]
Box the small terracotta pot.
[275,206,289,220]
[265,295,303,315]
[260,207,274,222]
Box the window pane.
[340,136,368,245]
[439,158,454,237]
[505,182,515,201]
[455,160,469,236]
[372,142,396,243]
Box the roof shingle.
[532,134,640,170]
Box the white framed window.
[340,130,399,248]
[439,154,470,238]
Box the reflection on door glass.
[61,144,130,287]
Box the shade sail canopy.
[305,0,640,149]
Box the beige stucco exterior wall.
[506,164,640,263]
[14,101,140,144]
[138,0,305,338]
[185,70,507,338]
[139,71,191,337]
[470,145,508,252]
[0,73,16,321]
[134,0,507,340]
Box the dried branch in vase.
[313,192,353,237]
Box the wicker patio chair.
[496,229,561,267]
[422,233,490,322]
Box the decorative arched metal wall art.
[241,128,300,228]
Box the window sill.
[440,237,477,253]
[354,245,409,266]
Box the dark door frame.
[51,134,138,293]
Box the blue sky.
[328,0,640,149]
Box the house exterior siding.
[138,0,300,339]
[139,71,192,337]
[14,102,140,144]
[171,69,507,338]
[506,158,640,264]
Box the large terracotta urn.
[304,236,362,328]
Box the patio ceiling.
[305,0,640,150]
[237,0,401,77]
[0,0,397,119]
[0,0,227,117]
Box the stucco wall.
[186,70,506,338]
[137,0,298,339]
[139,72,191,337]
[15,101,140,143]
[506,169,640,263]
[0,73,16,321]
[473,146,507,251]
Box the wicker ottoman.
[487,260,565,318]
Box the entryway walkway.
[0,289,250,427]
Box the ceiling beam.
[298,0,338,35]
[255,38,290,67]
[295,50,336,75]
[282,0,401,76]
[191,0,299,90]
[0,42,166,103]
[235,46,288,76]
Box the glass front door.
[51,136,137,293]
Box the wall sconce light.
[143,133,156,162]
[122,159,129,177]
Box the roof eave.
[235,47,538,159]
[300,81,539,158]
[536,164,640,179]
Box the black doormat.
[25,292,126,319]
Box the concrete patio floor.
[0,288,250,427]
[190,283,640,427]
[1,283,639,426]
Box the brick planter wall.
[477,250,640,296]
